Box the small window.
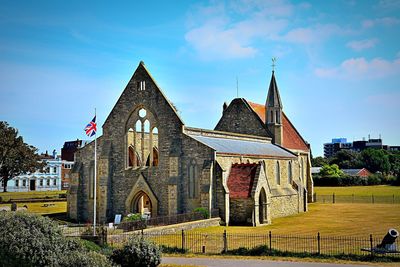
[138,81,146,91]
[53,167,57,173]
[40,179,43,186]
[15,180,19,187]
[53,179,57,186]
[288,161,293,184]
[47,179,50,186]
[22,180,26,187]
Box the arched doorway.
[259,188,267,224]
[132,191,152,215]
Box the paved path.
[162,257,370,267]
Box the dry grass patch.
[0,190,67,202]
[191,203,400,236]
[314,186,400,196]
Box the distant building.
[1,150,62,192]
[61,140,89,190]
[323,138,352,158]
[324,136,398,158]
[342,168,371,177]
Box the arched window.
[270,110,274,123]
[288,161,293,184]
[126,107,158,168]
[276,110,280,124]
[188,159,198,198]
[300,158,304,181]
[275,161,280,185]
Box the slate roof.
[246,101,309,151]
[188,133,296,158]
[227,163,259,198]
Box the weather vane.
[271,57,277,71]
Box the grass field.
[190,203,400,236]
[0,190,67,202]
[0,201,67,215]
[314,185,400,196]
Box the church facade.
[67,61,313,226]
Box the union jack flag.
[84,116,97,137]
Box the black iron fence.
[106,230,400,258]
[314,193,400,204]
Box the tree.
[319,164,343,177]
[330,150,362,169]
[388,151,400,177]
[0,121,44,192]
[360,148,390,174]
[311,156,329,167]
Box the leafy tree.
[388,151,400,177]
[319,164,343,177]
[311,156,329,167]
[360,148,391,174]
[330,150,362,169]
[0,121,44,192]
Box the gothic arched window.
[188,159,198,198]
[288,161,293,184]
[126,107,158,168]
[275,161,280,185]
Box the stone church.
[67,61,313,226]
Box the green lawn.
[314,185,400,196]
[190,203,400,237]
[0,201,67,215]
[0,190,67,202]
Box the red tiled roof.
[246,101,309,151]
[227,163,259,199]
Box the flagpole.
[93,108,97,236]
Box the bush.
[194,207,209,219]
[313,173,394,186]
[111,235,161,267]
[59,251,112,267]
[0,212,113,267]
[123,213,143,222]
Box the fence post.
[369,234,374,257]
[223,229,227,253]
[317,232,321,255]
[333,193,335,204]
[181,230,185,252]
[372,194,374,204]
[269,231,272,252]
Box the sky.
[0,0,399,157]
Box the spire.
[266,71,283,108]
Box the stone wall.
[215,98,270,138]
[229,198,253,224]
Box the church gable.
[214,98,270,138]
[103,61,183,138]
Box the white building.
[1,150,62,192]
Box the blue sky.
[0,0,399,157]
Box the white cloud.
[362,17,400,28]
[184,1,290,60]
[184,0,342,60]
[281,24,342,44]
[315,57,400,79]
[346,38,379,51]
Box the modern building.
[1,150,62,192]
[68,62,313,226]
[324,136,398,157]
[61,140,89,190]
[323,138,352,158]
